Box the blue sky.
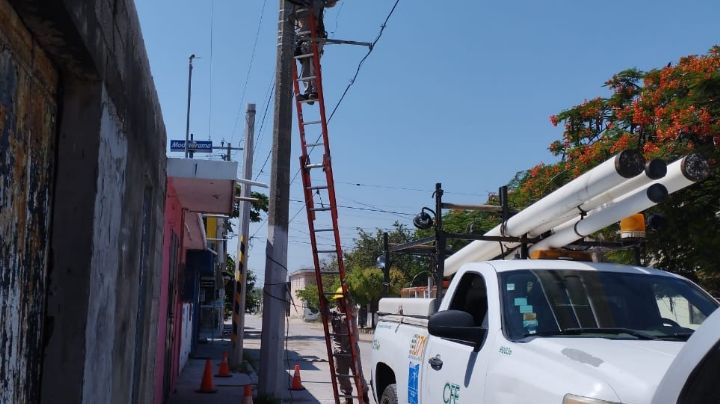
[136,0,720,283]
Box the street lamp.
[376,233,391,297]
[413,208,435,230]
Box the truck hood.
[524,338,683,403]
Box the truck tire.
[380,384,398,404]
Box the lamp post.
[184,54,196,158]
[376,232,392,297]
[409,184,446,311]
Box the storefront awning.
[167,158,238,215]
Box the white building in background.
[288,268,319,320]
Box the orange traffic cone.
[290,364,304,390]
[216,352,232,377]
[243,384,254,404]
[196,359,218,393]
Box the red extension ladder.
[291,8,366,404]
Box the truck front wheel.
[380,384,398,404]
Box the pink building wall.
[154,181,185,404]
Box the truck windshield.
[500,270,718,341]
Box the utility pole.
[184,54,196,158]
[220,141,244,161]
[259,0,295,398]
[231,104,256,368]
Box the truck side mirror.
[428,310,486,351]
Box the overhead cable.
[230,0,269,142]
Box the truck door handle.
[428,355,443,370]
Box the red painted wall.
[154,180,185,404]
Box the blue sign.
[170,139,213,153]
[408,363,420,404]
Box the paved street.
[244,314,376,403]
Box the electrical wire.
[336,180,491,198]
[230,0,269,142]
[249,205,305,241]
[327,0,400,123]
[254,76,275,149]
[208,0,215,141]
[288,198,413,216]
[249,1,404,266]
[254,81,276,180]
[289,0,402,186]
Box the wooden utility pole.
[231,104,256,368]
[258,0,295,398]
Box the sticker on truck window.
[523,319,539,333]
[519,305,533,313]
[506,283,515,291]
[514,297,527,306]
[408,363,420,404]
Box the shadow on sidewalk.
[168,337,256,404]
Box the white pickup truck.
[370,259,719,404]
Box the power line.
[327,0,401,123]
[254,79,275,153]
[253,81,276,180]
[288,198,413,216]
[335,180,491,198]
[208,0,215,141]
[340,196,415,220]
[251,2,404,245]
[230,0,269,142]
[288,0,403,186]
[249,205,305,241]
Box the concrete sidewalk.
[243,315,376,404]
[168,330,256,404]
[170,316,376,403]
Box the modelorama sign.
[170,139,213,153]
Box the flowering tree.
[514,46,720,292]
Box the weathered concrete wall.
[0,0,58,402]
[0,0,167,403]
[81,87,127,403]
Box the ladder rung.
[303,120,321,125]
[306,163,324,169]
[317,250,338,254]
[314,228,334,232]
[299,97,318,104]
[333,353,352,357]
[311,207,331,212]
[321,271,341,275]
[307,142,324,148]
[308,185,327,190]
[329,333,349,337]
[297,30,312,37]
[295,8,310,14]
[338,395,362,399]
[299,76,317,81]
[295,53,314,59]
[335,373,354,378]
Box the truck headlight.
[563,394,621,404]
